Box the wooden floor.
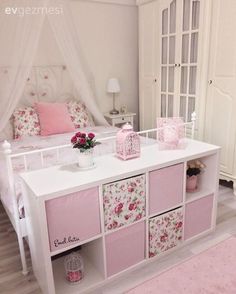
[0,204,41,294]
[0,184,235,294]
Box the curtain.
[0,0,47,133]
[0,0,108,135]
[47,0,108,126]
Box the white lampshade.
[107,78,120,94]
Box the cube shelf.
[185,154,218,202]
[21,141,220,294]
[52,238,105,294]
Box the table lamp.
[107,78,120,115]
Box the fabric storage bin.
[103,174,145,231]
[184,194,214,240]
[105,221,145,277]
[149,164,184,215]
[45,187,100,252]
[149,207,183,258]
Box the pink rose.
[149,252,155,258]
[79,138,86,145]
[128,186,134,193]
[76,132,81,137]
[129,203,137,211]
[135,213,142,221]
[160,235,166,242]
[112,221,118,228]
[176,221,183,229]
[71,135,77,144]
[81,133,86,138]
[88,133,95,139]
[114,203,123,214]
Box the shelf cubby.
[185,153,218,202]
[52,238,105,294]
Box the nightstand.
[104,112,136,127]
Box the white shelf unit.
[21,140,220,294]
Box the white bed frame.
[0,114,196,275]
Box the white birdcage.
[64,252,84,284]
[116,123,140,160]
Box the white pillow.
[67,100,94,128]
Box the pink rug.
[126,237,236,294]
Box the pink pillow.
[35,102,75,136]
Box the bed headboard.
[0,65,95,140]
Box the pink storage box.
[105,221,145,277]
[103,175,146,231]
[184,194,214,240]
[149,164,184,215]
[149,207,183,258]
[45,187,101,252]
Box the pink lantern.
[116,124,140,160]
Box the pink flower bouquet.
[71,132,100,152]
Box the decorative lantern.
[156,117,186,150]
[64,252,84,284]
[116,123,140,160]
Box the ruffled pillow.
[13,106,40,139]
[67,100,94,129]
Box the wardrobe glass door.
[161,0,176,117]
[179,0,200,121]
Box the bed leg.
[17,236,28,275]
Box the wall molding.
[73,0,137,6]
[136,0,155,5]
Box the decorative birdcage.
[116,123,140,160]
[64,252,84,284]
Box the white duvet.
[0,126,120,217]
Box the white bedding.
[0,126,120,217]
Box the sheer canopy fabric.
[0,0,108,135]
[0,0,47,134]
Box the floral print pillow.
[13,107,40,139]
[67,100,94,129]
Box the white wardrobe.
[138,0,236,191]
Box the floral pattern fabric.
[13,106,40,139]
[149,207,183,258]
[67,100,94,129]
[103,175,146,231]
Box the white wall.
[34,1,139,129]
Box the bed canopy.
[0,0,108,135]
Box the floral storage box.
[103,175,146,231]
[149,207,183,258]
